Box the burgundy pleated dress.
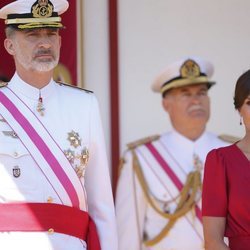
[202,144,250,250]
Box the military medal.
[12,166,21,178]
[64,149,75,164]
[75,147,89,178]
[67,130,82,148]
[37,91,45,116]
[193,153,203,171]
[65,131,89,178]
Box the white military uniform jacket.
[0,73,118,250]
[116,129,229,250]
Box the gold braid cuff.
[132,150,202,246]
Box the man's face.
[162,84,210,131]
[5,28,61,72]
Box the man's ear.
[162,95,170,112]
[4,38,15,56]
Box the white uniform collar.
[163,129,218,163]
[8,72,56,100]
[170,128,210,147]
[163,129,212,157]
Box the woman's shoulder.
[212,143,236,152]
[207,144,237,159]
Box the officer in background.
[115,57,233,250]
[0,0,117,250]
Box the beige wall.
[84,0,248,160]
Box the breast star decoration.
[64,130,89,178]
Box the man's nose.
[190,94,202,103]
[38,37,52,49]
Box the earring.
[240,116,242,125]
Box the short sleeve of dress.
[202,149,227,217]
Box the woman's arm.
[203,216,230,250]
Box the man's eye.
[27,32,37,36]
[199,91,207,96]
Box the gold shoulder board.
[0,82,8,88]
[218,134,240,143]
[56,81,93,94]
[127,135,160,150]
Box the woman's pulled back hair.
[234,69,250,110]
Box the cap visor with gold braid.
[152,57,216,95]
[0,0,69,29]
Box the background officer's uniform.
[115,57,232,250]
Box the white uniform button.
[13,152,18,157]
[47,197,53,203]
[48,228,54,234]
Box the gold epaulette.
[127,135,160,150]
[218,134,240,143]
[56,81,93,94]
[0,82,8,88]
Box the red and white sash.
[0,87,86,209]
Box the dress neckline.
[232,143,250,163]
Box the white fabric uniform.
[0,73,118,250]
[116,130,229,250]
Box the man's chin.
[31,63,57,72]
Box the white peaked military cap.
[0,0,69,29]
[152,56,215,95]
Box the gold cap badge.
[32,0,53,18]
[180,59,201,79]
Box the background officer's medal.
[13,166,21,178]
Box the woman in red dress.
[202,69,250,250]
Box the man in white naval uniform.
[0,0,118,250]
[116,57,232,250]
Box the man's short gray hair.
[5,26,17,38]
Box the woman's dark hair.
[234,69,250,110]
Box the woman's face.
[239,95,250,130]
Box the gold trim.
[18,22,62,29]
[131,150,202,246]
[127,135,160,150]
[160,76,209,93]
[6,17,61,25]
[77,0,84,87]
[218,134,240,143]
[0,82,8,88]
